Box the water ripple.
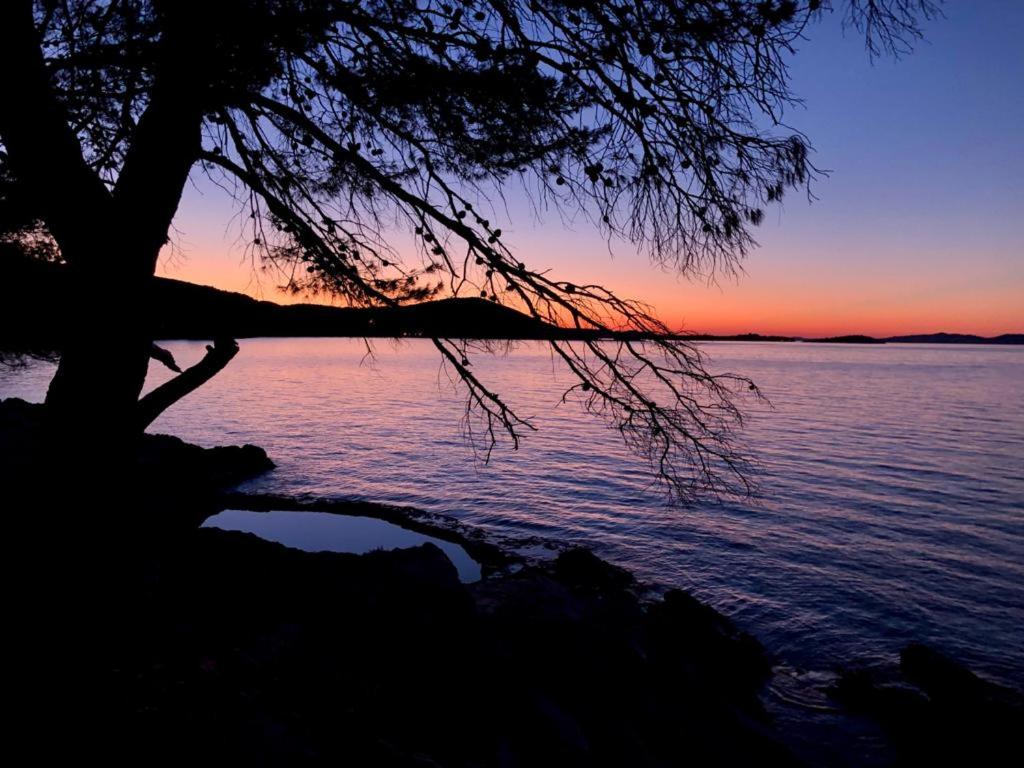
[3,340,1022,689]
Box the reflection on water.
[203,509,482,583]
[3,340,1022,689]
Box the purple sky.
[164,2,1023,336]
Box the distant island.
[803,334,885,344]
[2,256,1021,347]
[880,332,1024,344]
[803,332,1022,345]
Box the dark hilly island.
[804,334,885,344]
[0,255,788,345]
[1,255,1019,346]
[805,332,1022,344]
[883,331,1024,344]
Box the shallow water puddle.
[203,509,482,583]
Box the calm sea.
[4,340,1022,695]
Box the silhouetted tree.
[0,0,937,500]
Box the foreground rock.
[2,397,273,488]
[7,399,1020,765]
[829,644,1023,766]
[13,524,796,766]
[3,402,793,763]
[2,396,273,528]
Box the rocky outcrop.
[137,432,274,491]
[1,400,792,764]
[829,644,1023,766]
[12,521,797,766]
[8,396,1021,766]
[467,549,789,767]
[1,395,797,765]
[1,397,273,494]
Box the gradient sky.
[161,2,1023,337]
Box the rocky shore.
[1,397,793,765]
[828,644,1023,766]
[2,397,1020,766]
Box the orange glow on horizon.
[157,1,1024,342]
[158,242,1023,339]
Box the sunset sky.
[161,2,1023,338]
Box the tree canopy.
[0,0,938,501]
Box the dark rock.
[467,565,793,766]
[829,646,1024,766]
[553,547,636,593]
[8,495,801,765]
[3,399,798,765]
[0,397,47,466]
[648,589,773,696]
[900,643,994,703]
[828,668,931,732]
[139,432,274,491]
[1,397,273,503]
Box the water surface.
[4,339,1022,691]
[203,509,482,583]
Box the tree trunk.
[3,0,228,486]
[43,259,242,451]
[43,259,155,451]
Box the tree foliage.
[0,0,938,501]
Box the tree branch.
[112,15,207,269]
[136,338,238,431]
[150,343,182,373]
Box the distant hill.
[147,278,564,341]
[684,332,796,343]
[0,255,640,344]
[2,255,1018,346]
[0,255,575,344]
[883,332,1024,345]
[802,332,1023,345]
[805,335,884,344]
[146,280,797,342]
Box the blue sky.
[165,1,1024,336]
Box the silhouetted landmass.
[805,335,885,344]
[161,282,564,340]
[0,254,556,342]
[1,256,793,345]
[884,332,1024,345]
[686,332,796,343]
[3,257,1019,347]
[803,332,1023,344]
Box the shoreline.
[214,489,1024,767]
[1,396,792,763]
[2,397,1020,765]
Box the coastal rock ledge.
[829,643,1023,765]
[4,397,1020,765]
[28,531,797,766]
[2,397,794,765]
